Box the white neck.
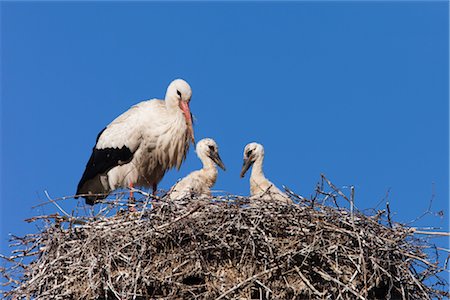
[165,94,181,115]
[198,152,218,186]
[250,156,266,182]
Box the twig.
[215,266,279,300]
[410,229,450,237]
[44,190,71,218]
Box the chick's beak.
[240,157,254,178]
[179,101,195,144]
[209,151,226,171]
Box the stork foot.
[128,195,137,212]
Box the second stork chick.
[240,142,292,204]
[169,138,226,200]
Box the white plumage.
[169,138,226,200]
[76,79,195,204]
[240,143,292,204]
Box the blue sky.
[1,1,448,261]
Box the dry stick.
[254,279,272,295]
[408,183,436,224]
[155,203,203,231]
[32,192,121,209]
[386,202,393,228]
[436,247,450,253]
[407,269,431,300]
[239,214,264,266]
[314,268,365,300]
[215,266,279,300]
[374,188,392,210]
[294,266,324,297]
[138,194,152,220]
[356,230,368,299]
[350,186,355,224]
[44,191,71,218]
[321,174,350,203]
[349,185,368,299]
[25,214,86,225]
[411,230,450,237]
[402,252,439,268]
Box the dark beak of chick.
[209,150,226,171]
[240,157,254,178]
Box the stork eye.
[176,90,182,98]
[208,145,215,151]
[246,150,253,157]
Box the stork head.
[196,138,226,171]
[240,142,264,178]
[165,79,195,144]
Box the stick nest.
[1,177,448,299]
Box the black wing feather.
[76,127,134,200]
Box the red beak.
[179,101,195,144]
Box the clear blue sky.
[1,2,448,260]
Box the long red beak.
[179,101,195,144]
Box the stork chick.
[169,138,226,200]
[240,142,292,204]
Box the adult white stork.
[240,143,292,204]
[76,79,195,205]
[169,138,226,200]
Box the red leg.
[129,182,134,199]
[129,182,136,212]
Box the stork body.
[169,138,225,200]
[240,143,292,204]
[76,79,195,205]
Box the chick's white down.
[169,138,226,200]
[240,143,292,204]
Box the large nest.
[1,176,448,299]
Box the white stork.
[240,142,292,204]
[169,138,225,200]
[76,79,195,205]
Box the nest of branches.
[1,176,448,299]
